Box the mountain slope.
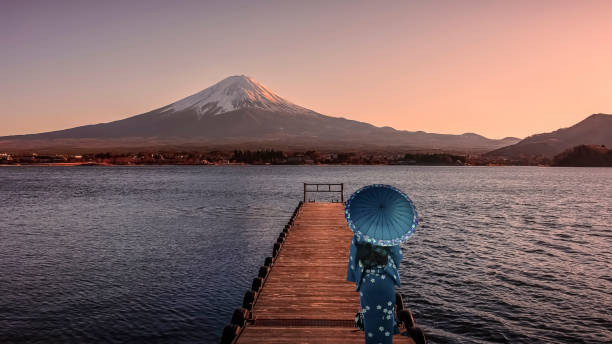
[485,114,612,158]
[0,75,520,152]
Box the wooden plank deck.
[235,202,412,344]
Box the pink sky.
[1,0,611,139]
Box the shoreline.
[0,163,582,167]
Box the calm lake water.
[1,166,610,343]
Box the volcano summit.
[0,75,519,151]
[169,75,311,117]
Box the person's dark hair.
[355,242,389,267]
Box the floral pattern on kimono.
[346,235,403,343]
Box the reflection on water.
[0,166,610,343]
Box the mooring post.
[303,183,307,202]
[341,183,344,202]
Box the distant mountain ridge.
[0,75,519,152]
[485,113,612,158]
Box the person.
[347,235,402,344]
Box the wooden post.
[303,183,306,202]
[341,183,344,203]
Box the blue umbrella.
[345,184,418,246]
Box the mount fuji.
[1,75,520,151]
[169,75,312,117]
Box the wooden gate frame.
[303,183,344,203]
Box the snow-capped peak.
[169,75,309,116]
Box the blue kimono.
[347,235,402,343]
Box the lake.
[0,166,610,343]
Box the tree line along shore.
[0,145,610,167]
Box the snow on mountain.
[168,75,311,117]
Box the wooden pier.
[221,184,421,344]
[237,202,364,343]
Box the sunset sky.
[1,0,611,139]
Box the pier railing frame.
[303,183,344,203]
